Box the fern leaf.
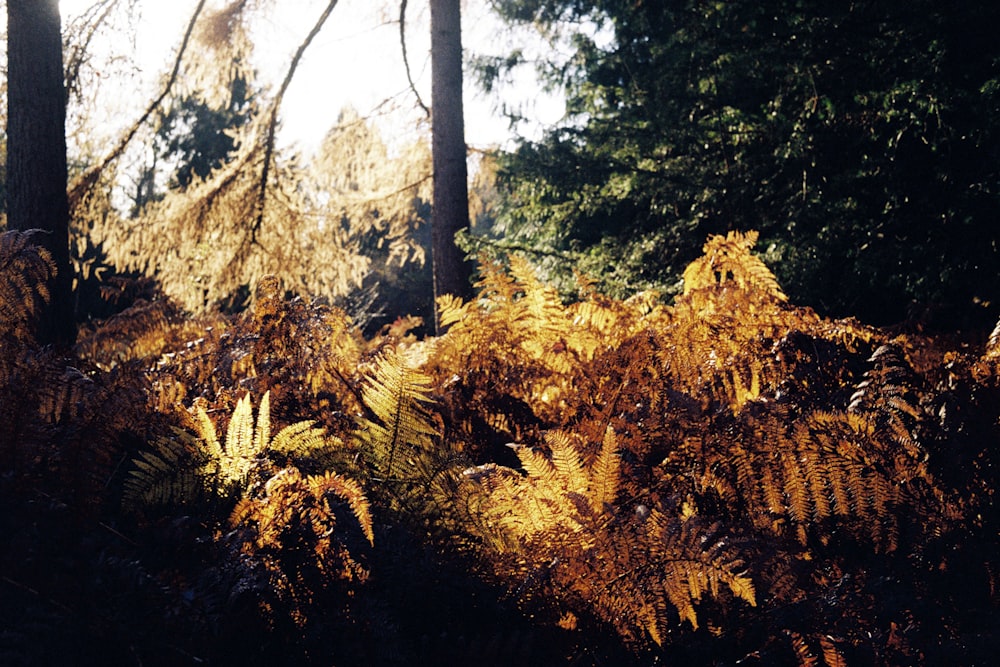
[546,431,588,496]
[986,316,1000,361]
[820,635,847,667]
[194,404,224,461]
[590,427,620,512]
[254,390,271,456]
[269,419,338,464]
[224,392,257,477]
[0,230,55,341]
[510,444,556,482]
[308,470,375,545]
[357,346,440,481]
[786,630,821,667]
[123,428,205,509]
[681,231,787,301]
[642,515,756,633]
[436,293,470,329]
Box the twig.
[250,0,340,244]
[1,576,76,616]
[68,0,209,209]
[400,0,430,119]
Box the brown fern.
[457,428,756,645]
[0,230,55,342]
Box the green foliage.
[481,0,1000,328]
[157,71,256,192]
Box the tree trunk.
[6,0,74,346]
[430,0,474,333]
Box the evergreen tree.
[131,72,255,215]
[158,72,255,192]
[483,0,1000,328]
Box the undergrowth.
[2,229,999,665]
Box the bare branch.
[68,0,209,210]
[400,0,430,119]
[64,0,126,100]
[249,0,340,243]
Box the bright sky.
[59,0,565,154]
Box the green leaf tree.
[483,0,1000,328]
[130,69,256,215]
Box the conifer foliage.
[2,229,999,665]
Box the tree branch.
[68,0,209,210]
[400,0,430,119]
[63,0,122,101]
[249,0,340,244]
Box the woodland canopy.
[2,0,1000,665]
[475,0,1000,330]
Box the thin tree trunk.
[430,0,474,333]
[6,0,74,346]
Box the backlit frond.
[125,391,343,511]
[356,345,440,482]
[682,231,786,301]
[0,230,54,342]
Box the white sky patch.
[58,0,565,155]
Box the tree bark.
[6,0,74,346]
[430,0,474,332]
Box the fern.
[0,230,55,342]
[74,297,188,371]
[848,342,928,474]
[227,465,373,630]
[231,465,373,549]
[681,230,787,302]
[636,514,756,639]
[355,345,440,483]
[986,316,1000,362]
[124,390,339,510]
[458,427,756,644]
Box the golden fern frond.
[509,443,558,484]
[986,316,1000,361]
[728,408,903,551]
[356,346,440,481]
[36,366,94,425]
[473,254,523,304]
[123,427,205,509]
[681,231,787,301]
[848,342,928,473]
[785,630,821,667]
[307,469,374,545]
[217,390,261,485]
[461,430,614,554]
[436,293,472,330]
[615,514,756,641]
[126,391,343,511]
[252,389,271,457]
[73,297,185,371]
[228,465,372,627]
[820,635,848,667]
[506,429,621,520]
[0,230,55,341]
[546,431,588,496]
[507,254,566,327]
[590,427,620,512]
[268,419,343,467]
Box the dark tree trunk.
[430,0,474,333]
[6,0,74,346]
